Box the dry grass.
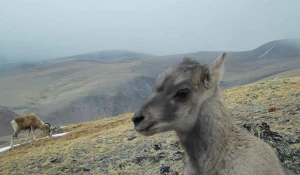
[0,77,299,174]
[224,77,300,148]
[0,114,182,175]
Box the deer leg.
[15,132,21,143]
[25,128,31,142]
[10,129,20,147]
[10,134,14,147]
[31,126,36,140]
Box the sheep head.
[43,123,52,137]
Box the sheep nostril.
[132,115,145,125]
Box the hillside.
[261,68,300,81]
[0,106,18,137]
[55,50,154,63]
[0,39,299,126]
[0,77,299,174]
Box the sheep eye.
[174,88,190,100]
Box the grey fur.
[132,53,285,175]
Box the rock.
[127,135,136,141]
[242,122,283,142]
[170,141,180,149]
[242,122,300,174]
[134,155,147,164]
[172,151,183,161]
[50,157,58,163]
[83,167,91,172]
[157,152,166,159]
[159,163,170,174]
[289,110,297,115]
[288,135,300,144]
[154,142,164,151]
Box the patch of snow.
[258,45,276,59]
[0,144,20,153]
[52,132,68,137]
[0,147,11,152]
[0,132,69,153]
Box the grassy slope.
[0,77,299,175]
[261,68,300,81]
[225,76,300,141]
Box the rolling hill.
[0,106,18,137]
[54,50,154,63]
[0,39,299,126]
[0,77,299,174]
[261,68,300,81]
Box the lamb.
[10,113,52,147]
[132,53,285,175]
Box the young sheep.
[10,113,52,147]
[132,53,286,175]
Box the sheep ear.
[204,53,226,88]
[203,68,210,89]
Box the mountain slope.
[0,106,18,136]
[54,50,154,63]
[261,68,300,81]
[0,77,299,174]
[252,39,300,60]
[0,39,299,126]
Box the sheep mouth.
[135,122,157,132]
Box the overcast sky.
[0,0,299,61]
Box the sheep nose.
[132,115,145,125]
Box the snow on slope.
[0,132,69,153]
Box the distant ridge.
[252,39,300,59]
[0,39,299,126]
[56,50,154,63]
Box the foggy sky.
[0,0,299,61]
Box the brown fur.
[132,53,285,175]
[10,113,52,147]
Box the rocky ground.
[0,77,299,175]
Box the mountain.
[252,39,300,60]
[53,50,154,64]
[261,68,300,81]
[0,106,18,137]
[0,39,299,126]
[0,50,153,74]
[0,61,39,74]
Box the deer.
[10,113,52,147]
[132,53,286,175]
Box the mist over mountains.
[0,39,299,127]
